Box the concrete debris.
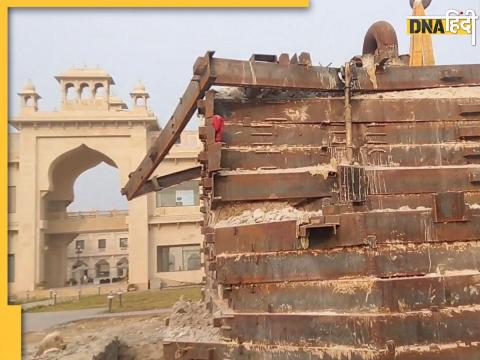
[213,86,340,101]
[25,308,218,359]
[35,331,66,357]
[369,205,430,212]
[212,86,246,100]
[215,206,323,227]
[354,86,480,99]
[219,163,336,177]
[163,297,221,342]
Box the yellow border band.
[6,0,309,7]
[2,4,22,360]
[0,2,309,359]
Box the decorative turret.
[55,68,114,111]
[18,79,41,112]
[130,81,150,110]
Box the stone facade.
[65,216,129,286]
[8,69,203,294]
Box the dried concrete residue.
[424,269,480,278]
[361,54,378,90]
[284,105,310,122]
[395,341,480,355]
[238,342,379,360]
[369,205,430,213]
[219,163,337,179]
[162,297,221,343]
[330,277,375,296]
[212,201,291,224]
[212,86,247,100]
[215,206,323,227]
[354,85,480,100]
[213,86,342,102]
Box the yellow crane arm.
[409,0,435,66]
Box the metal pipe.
[344,61,354,164]
[362,21,399,58]
[409,0,432,9]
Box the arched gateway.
[8,69,203,293]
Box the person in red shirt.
[211,114,225,143]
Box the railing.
[45,210,128,234]
[153,206,200,217]
[47,210,128,220]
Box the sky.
[9,1,480,211]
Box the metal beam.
[209,56,343,90]
[212,208,480,255]
[219,97,480,125]
[216,241,480,285]
[163,340,480,360]
[353,64,480,91]
[123,52,480,200]
[221,307,480,347]
[215,220,298,254]
[229,273,480,313]
[212,171,335,202]
[122,52,343,199]
[122,54,215,199]
[133,165,202,197]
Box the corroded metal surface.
[187,49,480,357]
[123,30,480,359]
[123,52,480,199]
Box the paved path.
[23,308,171,333]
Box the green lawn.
[25,286,202,313]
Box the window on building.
[156,181,199,207]
[8,186,16,213]
[175,190,194,206]
[119,238,128,249]
[95,259,110,277]
[156,244,201,272]
[8,254,14,283]
[98,239,106,250]
[75,240,85,250]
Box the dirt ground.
[23,314,167,359]
[22,299,220,360]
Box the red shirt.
[211,115,225,142]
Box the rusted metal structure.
[124,19,480,360]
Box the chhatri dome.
[20,79,38,94]
[130,81,149,109]
[131,81,149,95]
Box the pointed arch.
[45,144,120,213]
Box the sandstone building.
[66,218,129,285]
[8,69,203,294]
